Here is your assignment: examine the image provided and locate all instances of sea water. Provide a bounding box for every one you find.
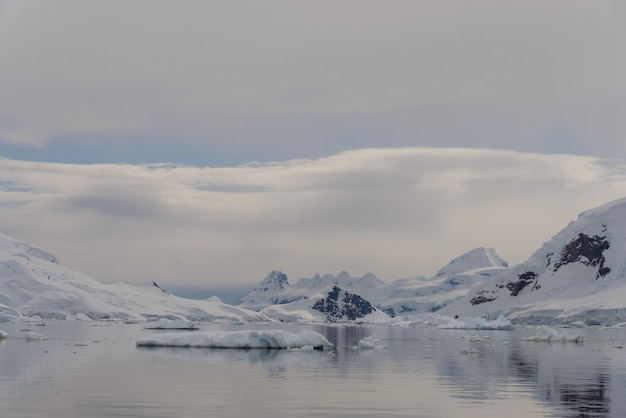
[1,321,625,418]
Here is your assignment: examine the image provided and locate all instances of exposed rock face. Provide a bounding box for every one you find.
[470,290,497,305]
[312,286,375,322]
[553,233,611,279]
[502,271,539,297]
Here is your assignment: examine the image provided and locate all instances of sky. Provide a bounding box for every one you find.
[1,1,626,301]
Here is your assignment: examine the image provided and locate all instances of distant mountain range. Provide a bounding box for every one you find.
[239,246,508,321]
[2,197,626,325]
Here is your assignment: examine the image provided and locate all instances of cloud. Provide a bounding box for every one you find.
[1,148,625,290]
[1,1,626,162]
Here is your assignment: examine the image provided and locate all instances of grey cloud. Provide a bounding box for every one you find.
[1,148,626,287]
[64,189,162,219]
[1,1,626,162]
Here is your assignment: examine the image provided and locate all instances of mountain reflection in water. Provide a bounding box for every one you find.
[0,322,625,418]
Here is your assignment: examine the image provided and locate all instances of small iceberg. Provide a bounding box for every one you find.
[136,330,333,349]
[25,331,45,341]
[523,326,584,343]
[439,315,515,330]
[144,318,199,330]
[0,329,7,339]
[355,335,386,350]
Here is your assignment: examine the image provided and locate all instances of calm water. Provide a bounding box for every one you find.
[1,321,625,418]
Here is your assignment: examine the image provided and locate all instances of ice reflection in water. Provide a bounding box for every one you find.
[0,322,625,417]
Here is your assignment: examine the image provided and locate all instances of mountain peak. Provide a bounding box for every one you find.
[254,270,289,292]
[434,247,508,278]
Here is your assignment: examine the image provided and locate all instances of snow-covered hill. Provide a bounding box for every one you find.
[441,197,626,325]
[0,232,270,323]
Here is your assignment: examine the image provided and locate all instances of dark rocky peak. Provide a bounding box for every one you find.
[553,233,611,279]
[312,286,375,322]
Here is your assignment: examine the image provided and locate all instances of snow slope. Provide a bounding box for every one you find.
[376,247,509,316]
[0,232,270,323]
[442,197,626,325]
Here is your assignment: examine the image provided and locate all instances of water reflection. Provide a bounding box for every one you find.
[433,329,626,418]
[1,322,626,417]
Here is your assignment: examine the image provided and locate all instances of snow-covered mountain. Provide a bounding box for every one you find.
[238,270,388,311]
[258,285,391,324]
[441,197,626,325]
[8,196,626,326]
[238,270,307,311]
[376,247,509,316]
[239,247,509,317]
[0,232,270,323]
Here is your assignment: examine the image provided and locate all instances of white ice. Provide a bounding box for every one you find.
[136,329,333,349]
[522,326,584,343]
[400,313,515,330]
[143,318,199,330]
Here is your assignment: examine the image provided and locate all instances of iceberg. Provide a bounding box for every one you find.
[355,335,386,350]
[143,318,199,330]
[522,326,584,343]
[420,314,515,330]
[136,329,333,349]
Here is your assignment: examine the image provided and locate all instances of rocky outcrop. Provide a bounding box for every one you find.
[312,286,376,322]
[501,271,539,297]
[552,233,610,279]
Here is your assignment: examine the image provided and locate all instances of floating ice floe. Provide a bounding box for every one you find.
[143,318,199,330]
[463,335,490,342]
[437,314,515,330]
[354,335,387,350]
[25,331,45,340]
[523,326,584,343]
[136,329,333,349]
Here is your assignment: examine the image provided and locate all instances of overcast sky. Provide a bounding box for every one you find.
[1,1,626,298]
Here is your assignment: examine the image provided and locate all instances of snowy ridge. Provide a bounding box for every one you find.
[238,270,306,311]
[0,232,270,323]
[377,247,509,316]
[433,247,508,278]
[239,247,508,317]
[442,197,626,325]
[5,197,626,326]
[238,270,388,312]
